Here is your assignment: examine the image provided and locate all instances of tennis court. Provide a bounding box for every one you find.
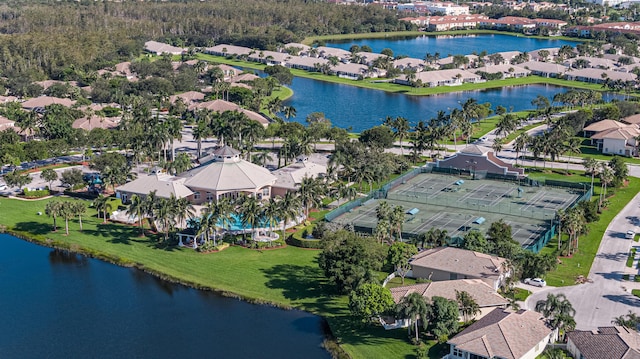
[330,172,583,249]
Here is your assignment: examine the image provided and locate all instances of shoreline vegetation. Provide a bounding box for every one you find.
[301,29,588,46]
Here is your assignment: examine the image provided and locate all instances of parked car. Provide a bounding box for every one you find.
[524,278,546,287]
[0,184,7,191]
[626,230,635,239]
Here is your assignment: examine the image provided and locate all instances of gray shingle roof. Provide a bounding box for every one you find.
[389,279,509,307]
[567,327,640,359]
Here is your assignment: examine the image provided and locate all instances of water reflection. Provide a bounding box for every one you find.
[49,248,88,266]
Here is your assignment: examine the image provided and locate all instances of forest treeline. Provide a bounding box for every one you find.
[0,0,411,81]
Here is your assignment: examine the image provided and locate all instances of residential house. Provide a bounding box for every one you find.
[21,96,76,112]
[144,41,186,56]
[247,50,291,66]
[591,126,640,156]
[445,309,557,359]
[0,116,15,132]
[190,99,269,127]
[271,157,327,197]
[564,68,636,84]
[520,61,568,78]
[204,44,253,58]
[282,43,311,56]
[315,46,351,62]
[395,69,482,87]
[566,326,640,359]
[533,18,567,30]
[622,113,640,126]
[332,62,371,80]
[423,1,470,15]
[286,56,328,72]
[528,48,559,62]
[393,57,427,72]
[214,64,241,80]
[583,119,631,138]
[473,64,531,78]
[72,115,120,131]
[389,279,509,321]
[409,246,509,291]
[480,16,537,31]
[169,91,206,106]
[426,14,487,31]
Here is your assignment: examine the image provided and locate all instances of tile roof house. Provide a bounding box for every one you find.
[565,68,636,84]
[409,247,509,291]
[389,279,509,321]
[144,41,186,56]
[445,309,556,359]
[21,96,76,111]
[190,99,269,127]
[0,115,15,131]
[395,69,483,87]
[271,157,327,197]
[169,91,206,105]
[473,64,531,78]
[72,115,120,131]
[583,120,640,156]
[622,114,640,125]
[567,326,640,359]
[204,44,252,58]
[520,61,568,78]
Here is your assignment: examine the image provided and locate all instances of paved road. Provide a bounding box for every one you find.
[525,190,640,330]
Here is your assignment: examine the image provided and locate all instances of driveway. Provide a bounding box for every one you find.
[525,190,640,330]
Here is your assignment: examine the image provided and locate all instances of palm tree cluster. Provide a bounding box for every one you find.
[374,201,405,243]
[556,206,588,256]
[552,90,602,109]
[519,117,583,168]
[535,293,576,336]
[330,141,408,193]
[125,191,194,242]
[45,200,87,235]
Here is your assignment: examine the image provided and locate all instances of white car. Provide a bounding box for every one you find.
[625,230,635,239]
[0,184,7,191]
[524,278,546,287]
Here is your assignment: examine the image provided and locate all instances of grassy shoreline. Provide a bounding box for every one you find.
[0,196,419,358]
[301,30,586,45]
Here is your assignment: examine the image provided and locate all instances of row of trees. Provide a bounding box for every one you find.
[44,200,86,235]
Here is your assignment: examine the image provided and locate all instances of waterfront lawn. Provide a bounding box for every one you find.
[537,176,640,287]
[0,197,421,359]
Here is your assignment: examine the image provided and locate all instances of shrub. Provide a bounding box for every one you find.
[287,235,323,249]
[23,188,50,198]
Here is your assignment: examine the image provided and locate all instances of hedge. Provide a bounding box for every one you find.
[23,189,50,198]
[287,235,323,249]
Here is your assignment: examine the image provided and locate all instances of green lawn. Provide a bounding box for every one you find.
[627,248,637,268]
[0,196,422,359]
[633,289,640,298]
[537,176,640,287]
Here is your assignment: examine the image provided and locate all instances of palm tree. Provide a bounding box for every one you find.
[263,197,279,239]
[456,290,480,323]
[240,195,261,241]
[375,219,391,244]
[278,192,300,240]
[599,164,614,209]
[564,137,582,171]
[74,202,86,231]
[154,197,176,243]
[60,201,76,236]
[492,137,504,157]
[283,106,297,121]
[93,195,111,224]
[582,157,598,195]
[200,201,218,245]
[45,200,62,231]
[127,194,146,236]
[395,292,430,343]
[174,196,195,230]
[390,205,405,242]
[514,132,530,166]
[298,176,323,219]
[214,197,234,238]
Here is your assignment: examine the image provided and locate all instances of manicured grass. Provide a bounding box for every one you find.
[0,196,422,359]
[635,233,639,242]
[627,248,636,268]
[513,288,532,302]
[633,289,640,298]
[539,176,640,287]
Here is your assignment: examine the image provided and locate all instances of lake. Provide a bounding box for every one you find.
[324,33,579,59]
[0,234,330,359]
[282,79,622,132]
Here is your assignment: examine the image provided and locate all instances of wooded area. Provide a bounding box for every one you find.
[0,0,411,80]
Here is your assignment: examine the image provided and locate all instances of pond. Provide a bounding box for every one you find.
[0,234,330,359]
[282,78,622,132]
[324,33,579,59]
